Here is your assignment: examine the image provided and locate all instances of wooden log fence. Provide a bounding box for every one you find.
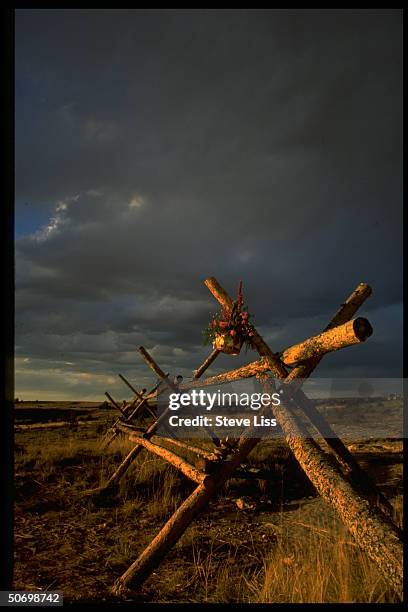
[87,277,402,599]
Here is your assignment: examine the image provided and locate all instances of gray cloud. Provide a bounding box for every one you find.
[15,9,402,399]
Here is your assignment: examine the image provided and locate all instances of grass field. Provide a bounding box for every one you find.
[13,400,403,603]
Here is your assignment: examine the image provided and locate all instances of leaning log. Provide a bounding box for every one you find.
[126,434,207,484]
[138,347,178,392]
[105,392,125,415]
[281,317,373,366]
[152,437,217,461]
[193,349,220,379]
[100,400,178,491]
[115,421,217,461]
[285,282,372,384]
[118,374,157,420]
[204,277,288,379]
[263,379,403,598]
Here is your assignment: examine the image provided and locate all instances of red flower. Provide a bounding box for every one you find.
[230,329,236,337]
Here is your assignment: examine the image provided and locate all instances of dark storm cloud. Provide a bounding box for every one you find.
[15,9,403,399]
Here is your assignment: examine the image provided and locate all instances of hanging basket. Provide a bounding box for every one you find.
[213,332,243,355]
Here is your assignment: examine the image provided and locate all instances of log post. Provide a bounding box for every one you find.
[262,379,403,597]
[204,277,287,379]
[138,347,178,391]
[94,347,220,495]
[100,429,119,450]
[100,377,168,451]
[118,373,144,397]
[115,422,218,462]
[126,435,207,484]
[143,376,170,399]
[123,397,149,424]
[152,437,217,462]
[105,392,126,415]
[281,317,373,366]
[285,282,372,383]
[118,374,156,420]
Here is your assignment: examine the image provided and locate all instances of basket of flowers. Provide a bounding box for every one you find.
[203,281,255,355]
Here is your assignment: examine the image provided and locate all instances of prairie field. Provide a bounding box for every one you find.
[13,400,403,603]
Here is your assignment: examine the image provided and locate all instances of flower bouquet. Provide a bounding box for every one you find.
[203,281,255,355]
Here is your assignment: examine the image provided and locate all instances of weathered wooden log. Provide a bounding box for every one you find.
[193,349,220,379]
[204,277,288,378]
[138,347,178,392]
[122,379,166,424]
[279,285,394,520]
[101,390,145,446]
[143,375,170,399]
[287,390,397,522]
[105,392,125,415]
[113,422,145,436]
[281,317,373,366]
[102,398,152,449]
[285,282,372,383]
[115,422,217,461]
[118,373,143,396]
[123,397,149,423]
[85,399,171,496]
[105,402,179,488]
[99,377,167,453]
[118,374,157,420]
[100,429,119,450]
[153,437,216,461]
[126,434,207,484]
[205,278,397,526]
[261,379,403,598]
[96,347,220,494]
[96,357,212,495]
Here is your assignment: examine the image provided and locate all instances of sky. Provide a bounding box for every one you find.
[15,9,403,401]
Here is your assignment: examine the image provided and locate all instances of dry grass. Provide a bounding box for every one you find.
[247,516,401,603]
[181,501,403,604]
[14,411,403,604]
